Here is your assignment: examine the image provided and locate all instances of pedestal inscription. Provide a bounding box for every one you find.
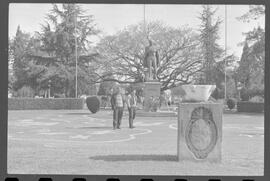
[185,107,218,159]
[178,103,222,162]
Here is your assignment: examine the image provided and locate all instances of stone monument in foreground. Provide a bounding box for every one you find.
[176,85,222,162]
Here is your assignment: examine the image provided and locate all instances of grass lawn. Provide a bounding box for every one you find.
[8,109,264,175]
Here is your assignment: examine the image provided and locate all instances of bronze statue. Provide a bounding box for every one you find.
[143,39,159,81]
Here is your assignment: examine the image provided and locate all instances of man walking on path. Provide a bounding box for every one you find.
[126,90,137,128]
[111,87,125,129]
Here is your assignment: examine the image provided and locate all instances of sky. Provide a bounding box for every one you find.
[9,4,265,59]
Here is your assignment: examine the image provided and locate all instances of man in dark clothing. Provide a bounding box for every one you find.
[111,87,125,129]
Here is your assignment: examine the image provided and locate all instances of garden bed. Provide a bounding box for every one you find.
[8,98,84,110]
[237,101,264,113]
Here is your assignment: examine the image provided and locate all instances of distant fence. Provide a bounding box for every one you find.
[8,98,84,110]
[237,101,264,113]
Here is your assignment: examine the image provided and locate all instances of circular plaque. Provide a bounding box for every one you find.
[185,107,218,159]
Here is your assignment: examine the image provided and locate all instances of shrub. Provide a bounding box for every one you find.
[240,87,264,101]
[249,95,264,102]
[248,88,264,98]
[54,93,66,98]
[240,87,250,101]
[227,98,236,110]
[86,96,100,113]
[16,86,35,98]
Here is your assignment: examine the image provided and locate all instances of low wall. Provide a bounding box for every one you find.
[8,98,84,110]
[237,101,264,113]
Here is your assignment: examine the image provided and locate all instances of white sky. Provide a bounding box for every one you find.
[9,4,265,59]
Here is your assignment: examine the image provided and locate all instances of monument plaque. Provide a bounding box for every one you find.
[177,102,222,162]
[143,81,161,112]
[144,81,161,97]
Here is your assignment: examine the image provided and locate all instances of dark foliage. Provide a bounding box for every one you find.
[227,98,236,110]
[86,96,100,113]
[240,87,250,101]
[237,101,264,113]
[211,87,224,99]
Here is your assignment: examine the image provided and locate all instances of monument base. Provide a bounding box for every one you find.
[143,81,161,112]
[177,102,222,162]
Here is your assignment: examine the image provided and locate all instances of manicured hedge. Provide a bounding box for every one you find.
[227,98,236,110]
[8,98,84,110]
[237,101,264,113]
[86,96,100,113]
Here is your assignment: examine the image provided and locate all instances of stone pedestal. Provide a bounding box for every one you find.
[177,102,222,162]
[143,81,161,112]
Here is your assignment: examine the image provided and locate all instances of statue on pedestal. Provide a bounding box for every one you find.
[143,39,159,81]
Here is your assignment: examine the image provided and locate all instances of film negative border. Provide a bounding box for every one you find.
[1,0,269,181]
[1,176,267,181]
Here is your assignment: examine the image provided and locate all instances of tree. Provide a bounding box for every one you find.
[95,21,203,91]
[236,5,265,98]
[10,28,57,96]
[237,28,264,93]
[237,42,252,88]
[28,4,100,97]
[10,26,33,91]
[237,5,265,22]
[8,38,15,91]
[198,5,224,85]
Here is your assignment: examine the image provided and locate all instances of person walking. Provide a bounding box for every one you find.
[111,87,125,129]
[126,90,137,128]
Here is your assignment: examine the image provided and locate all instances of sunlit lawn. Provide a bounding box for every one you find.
[8,109,264,175]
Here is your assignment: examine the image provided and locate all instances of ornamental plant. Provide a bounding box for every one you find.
[227,98,236,110]
[86,96,100,113]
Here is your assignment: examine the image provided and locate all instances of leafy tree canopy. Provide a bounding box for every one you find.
[95,21,203,91]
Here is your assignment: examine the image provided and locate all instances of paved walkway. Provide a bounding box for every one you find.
[8,109,264,175]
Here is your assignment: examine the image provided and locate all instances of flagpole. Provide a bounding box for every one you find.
[75,7,78,98]
[224,5,227,101]
[144,4,146,38]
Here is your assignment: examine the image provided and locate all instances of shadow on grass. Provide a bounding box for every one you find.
[66,126,113,129]
[78,126,113,129]
[64,112,91,115]
[89,154,178,162]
